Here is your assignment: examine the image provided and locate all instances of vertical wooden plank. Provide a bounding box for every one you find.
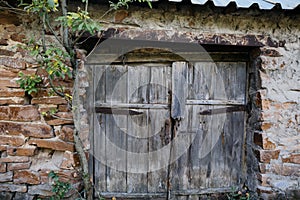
[171,62,188,119]
[93,65,107,192]
[127,109,149,193]
[235,62,247,102]
[105,65,127,192]
[128,65,150,104]
[149,65,171,104]
[148,109,170,193]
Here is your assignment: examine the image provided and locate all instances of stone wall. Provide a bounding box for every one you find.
[0,2,299,199]
[0,12,81,199]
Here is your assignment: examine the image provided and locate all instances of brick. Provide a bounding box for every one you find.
[60,151,80,169]
[45,112,73,125]
[10,33,26,43]
[28,184,53,196]
[0,79,20,88]
[0,39,8,45]
[255,149,280,163]
[14,170,40,185]
[0,122,53,138]
[31,97,67,105]
[7,162,31,171]
[0,183,27,192]
[0,89,25,97]
[0,145,7,151]
[7,146,37,156]
[0,49,14,56]
[0,57,26,69]
[254,132,276,150]
[0,163,6,173]
[115,10,129,23]
[261,122,272,131]
[0,171,13,182]
[269,163,300,176]
[28,138,75,151]
[282,154,300,164]
[59,125,74,142]
[261,99,271,110]
[0,156,29,163]
[0,97,24,105]
[0,106,40,121]
[0,135,25,146]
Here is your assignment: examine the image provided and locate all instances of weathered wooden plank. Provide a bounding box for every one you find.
[105,114,127,192]
[86,52,249,64]
[127,109,149,193]
[148,109,170,193]
[105,65,128,103]
[128,65,149,104]
[94,65,107,104]
[171,62,188,119]
[186,99,245,105]
[149,65,171,104]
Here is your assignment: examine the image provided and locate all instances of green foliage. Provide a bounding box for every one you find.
[56,10,102,34]
[227,186,250,200]
[19,0,59,13]
[43,47,72,80]
[49,171,71,200]
[109,0,152,10]
[16,72,42,95]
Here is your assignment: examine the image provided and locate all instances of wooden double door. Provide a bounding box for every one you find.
[90,60,247,199]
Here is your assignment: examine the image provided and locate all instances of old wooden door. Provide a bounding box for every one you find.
[91,60,247,199]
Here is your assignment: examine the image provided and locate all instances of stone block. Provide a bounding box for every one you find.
[0,171,12,182]
[0,106,40,122]
[282,154,300,164]
[0,135,25,147]
[0,184,27,192]
[28,138,75,152]
[31,97,67,105]
[0,156,29,163]
[28,184,53,196]
[59,125,74,142]
[45,112,73,125]
[255,149,280,163]
[0,122,53,138]
[7,146,37,156]
[7,162,31,171]
[0,163,6,173]
[14,170,40,185]
[13,192,34,200]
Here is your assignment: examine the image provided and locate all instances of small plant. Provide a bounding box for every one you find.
[49,171,71,200]
[16,72,42,95]
[227,186,250,200]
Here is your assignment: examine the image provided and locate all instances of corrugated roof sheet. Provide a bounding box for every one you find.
[169,0,300,10]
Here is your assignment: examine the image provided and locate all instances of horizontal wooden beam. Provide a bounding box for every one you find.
[86,52,249,64]
[99,187,234,198]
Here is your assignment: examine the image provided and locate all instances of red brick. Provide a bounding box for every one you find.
[0,39,8,45]
[7,162,31,171]
[7,146,37,156]
[254,132,276,150]
[28,138,75,151]
[114,10,129,23]
[0,145,7,151]
[0,98,25,105]
[0,106,40,121]
[282,154,300,164]
[261,99,272,110]
[0,163,6,173]
[261,122,272,131]
[45,112,73,125]
[0,57,26,69]
[31,97,67,105]
[60,151,80,169]
[0,79,19,88]
[10,33,26,43]
[0,49,14,56]
[59,125,74,142]
[14,170,40,185]
[0,135,25,146]
[0,183,27,192]
[0,171,12,182]
[58,104,70,112]
[0,156,29,163]
[0,122,53,138]
[255,149,280,163]
[0,89,25,97]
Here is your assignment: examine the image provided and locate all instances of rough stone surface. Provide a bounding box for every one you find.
[14,170,40,185]
[28,138,75,151]
[0,171,13,182]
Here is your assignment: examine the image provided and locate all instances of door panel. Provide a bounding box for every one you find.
[93,61,247,199]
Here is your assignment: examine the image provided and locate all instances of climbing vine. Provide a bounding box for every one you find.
[9,0,151,199]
